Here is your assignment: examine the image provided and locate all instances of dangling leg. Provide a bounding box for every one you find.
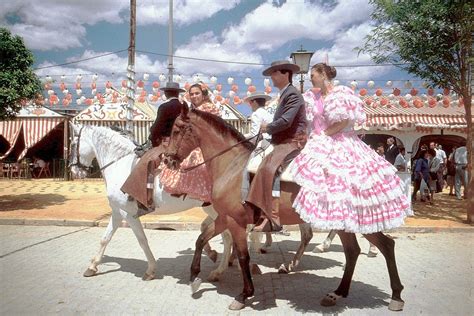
[313,229,337,253]
[84,207,123,277]
[321,231,360,307]
[201,216,218,263]
[124,210,157,281]
[208,229,233,282]
[364,232,405,311]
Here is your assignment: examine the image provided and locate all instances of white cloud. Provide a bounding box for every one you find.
[173,31,263,75]
[310,22,392,81]
[222,0,374,51]
[0,0,241,51]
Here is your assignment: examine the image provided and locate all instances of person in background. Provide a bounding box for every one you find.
[412,149,430,202]
[430,142,446,192]
[394,146,407,172]
[385,137,399,165]
[446,145,457,196]
[375,143,385,157]
[243,92,273,142]
[453,144,468,200]
[32,156,46,178]
[428,148,440,204]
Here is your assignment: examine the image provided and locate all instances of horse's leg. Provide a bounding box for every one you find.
[364,232,405,311]
[201,215,218,263]
[279,223,313,273]
[123,212,157,281]
[264,232,272,248]
[190,219,224,293]
[84,208,123,277]
[228,222,254,311]
[207,229,233,282]
[321,231,360,307]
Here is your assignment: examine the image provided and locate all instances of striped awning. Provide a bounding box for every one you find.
[77,120,153,145]
[0,118,65,160]
[363,104,466,127]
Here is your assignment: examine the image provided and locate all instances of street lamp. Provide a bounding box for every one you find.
[290,45,314,92]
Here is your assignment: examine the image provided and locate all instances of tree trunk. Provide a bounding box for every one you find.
[464,95,473,224]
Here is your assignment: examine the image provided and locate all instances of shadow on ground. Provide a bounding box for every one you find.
[0,194,67,211]
[412,193,467,222]
[97,239,391,313]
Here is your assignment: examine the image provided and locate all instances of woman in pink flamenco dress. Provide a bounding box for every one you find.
[288,63,412,233]
[159,83,221,202]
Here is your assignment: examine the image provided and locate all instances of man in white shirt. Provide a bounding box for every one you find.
[430,142,447,192]
[394,147,407,171]
[243,92,273,142]
[453,145,468,200]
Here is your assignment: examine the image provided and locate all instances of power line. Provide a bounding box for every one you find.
[33,49,129,70]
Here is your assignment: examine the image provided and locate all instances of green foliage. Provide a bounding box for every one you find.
[358,0,472,95]
[0,27,42,120]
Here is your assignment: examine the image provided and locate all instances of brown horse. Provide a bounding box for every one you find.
[164,107,405,311]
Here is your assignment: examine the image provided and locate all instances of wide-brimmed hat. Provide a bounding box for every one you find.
[244,92,271,103]
[262,60,300,76]
[160,82,186,92]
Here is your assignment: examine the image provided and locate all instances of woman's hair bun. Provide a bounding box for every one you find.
[327,65,337,80]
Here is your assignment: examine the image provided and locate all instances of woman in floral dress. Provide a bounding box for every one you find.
[159,83,221,202]
[288,63,412,233]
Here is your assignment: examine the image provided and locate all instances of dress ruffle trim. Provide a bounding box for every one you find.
[324,86,366,126]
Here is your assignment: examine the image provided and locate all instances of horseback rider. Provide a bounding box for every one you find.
[246,60,307,232]
[121,82,187,212]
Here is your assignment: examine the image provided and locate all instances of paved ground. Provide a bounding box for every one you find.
[0,179,470,230]
[0,226,472,315]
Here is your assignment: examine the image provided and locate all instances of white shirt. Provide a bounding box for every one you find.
[394,153,407,171]
[435,148,447,163]
[244,107,274,140]
[454,146,468,165]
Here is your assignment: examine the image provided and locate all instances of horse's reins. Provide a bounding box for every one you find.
[180,132,261,173]
[71,126,134,177]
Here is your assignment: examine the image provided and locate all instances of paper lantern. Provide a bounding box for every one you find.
[66,93,72,100]
[159,73,166,81]
[405,94,412,100]
[99,98,106,105]
[46,75,53,83]
[91,89,97,95]
[427,88,434,96]
[59,82,66,91]
[410,88,418,96]
[248,85,257,93]
[76,99,82,105]
[62,99,69,106]
[106,81,112,89]
[393,88,401,96]
[91,82,97,89]
[365,98,372,105]
[233,96,241,104]
[265,86,272,94]
[76,75,82,82]
[380,98,388,106]
[264,78,270,87]
[404,81,412,88]
[138,96,145,103]
[244,77,252,85]
[150,81,159,89]
[333,80,339,86]
[210,76,217,84]
[231,84,239,92]
[76,89,82,96]
[428,97,436,107]
[44,83,52,90]
[367,80,375,88]
[140,90,146,97]
[442,97,450,107]
[399,99,408,108]
[359,88,367,96]
[62,89,69,95]
[85,98,93,106]
[75,83,81,89]
[227,77,234,85]
[413,99,423,108]
[143,73,149,81]
[228,90,235,97]
[443,88,450,95]
[60,75,66,81]
[215,95,223,102]
[175,74,182,82]
[137,80,145,88]
[121,80,127,88]
[216,84,222,92]
[375,88,383,96]
[350,80,358,88]
[386,81,392,87]
[92,74,98,81]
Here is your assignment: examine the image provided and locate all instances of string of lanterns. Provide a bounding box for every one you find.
[41,73,463,108]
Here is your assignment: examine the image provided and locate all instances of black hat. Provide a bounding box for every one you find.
[262,60,300,76]
[160,82,186,92]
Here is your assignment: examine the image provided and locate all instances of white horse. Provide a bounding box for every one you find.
[69,123,233,281]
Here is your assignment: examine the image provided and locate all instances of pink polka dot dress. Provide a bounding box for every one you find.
[288,86,412,233]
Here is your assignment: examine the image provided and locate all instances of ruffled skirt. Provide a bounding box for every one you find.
[159,148,212,202]
[288,132,412,233]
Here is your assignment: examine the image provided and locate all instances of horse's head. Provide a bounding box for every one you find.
[69,123,95,179]
[163,107,199,168]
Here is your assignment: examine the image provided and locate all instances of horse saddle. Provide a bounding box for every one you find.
[246,140,295,183]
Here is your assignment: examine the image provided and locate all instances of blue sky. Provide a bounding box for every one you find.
[1,0,421,115]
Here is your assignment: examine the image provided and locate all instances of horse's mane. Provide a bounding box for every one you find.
[85,125,135,156]
[191,109,254,151]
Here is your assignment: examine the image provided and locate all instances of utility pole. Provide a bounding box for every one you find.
[167,0,174,83]
[126,0,136,137]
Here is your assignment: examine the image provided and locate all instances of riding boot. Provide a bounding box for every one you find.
[252,197,282,233]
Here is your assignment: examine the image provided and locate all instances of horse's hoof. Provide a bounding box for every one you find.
[207,271,220,282]
[278,264,288,274]
[142,272,155,281]
[208,250,218,263]
[228,299,245,310]
[251,263,262,275]
[190,277,202,294]
[288,261,297,272]
[388,299,404,311]
[320,292,342,307]
[313,244,328,253]
[83,268,97,277]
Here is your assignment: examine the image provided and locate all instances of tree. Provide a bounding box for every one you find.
[358,0,473,223]
[0,28,42,120]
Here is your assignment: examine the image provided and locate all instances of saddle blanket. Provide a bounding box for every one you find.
[246,141,296,183]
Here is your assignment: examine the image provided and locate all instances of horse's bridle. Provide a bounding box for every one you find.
[164,117,259,173]
[69,126,90,171]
